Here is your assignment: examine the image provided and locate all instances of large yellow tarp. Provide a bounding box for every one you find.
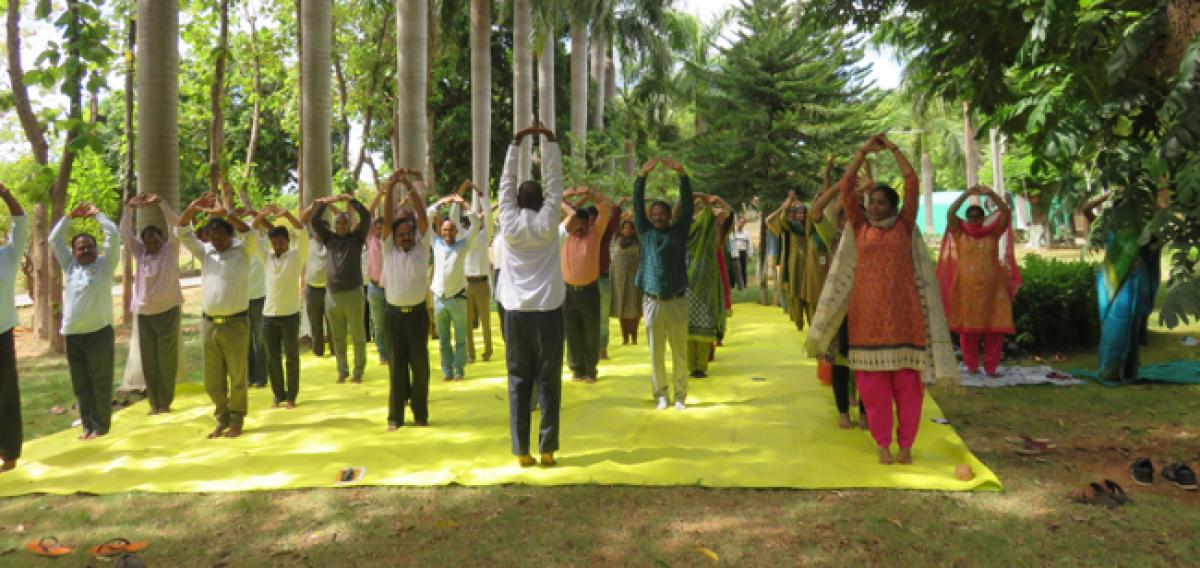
[0,303,1000,496]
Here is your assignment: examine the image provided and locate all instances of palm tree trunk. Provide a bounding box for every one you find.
[136,0,179,236]
[569,13,587,160]
[425,0,437,188]
[242,0,262,190]
[470,0,491,207]
[513,0,533,180]
[590,33,606,129]
[301,0,332,205]
[397,0,429,192]
[537,31,556,132]
[121,13,136,325]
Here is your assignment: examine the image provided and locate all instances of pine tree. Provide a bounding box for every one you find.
[684,0,874,204]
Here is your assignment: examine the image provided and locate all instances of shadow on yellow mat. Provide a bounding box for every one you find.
[0,303,1000,496]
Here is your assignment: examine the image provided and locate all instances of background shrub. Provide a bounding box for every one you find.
[1012,255,1099,350]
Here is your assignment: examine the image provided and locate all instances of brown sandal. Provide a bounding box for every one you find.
[1070,482,1115,506]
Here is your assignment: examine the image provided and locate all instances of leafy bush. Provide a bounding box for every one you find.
[1012,254,1099,350]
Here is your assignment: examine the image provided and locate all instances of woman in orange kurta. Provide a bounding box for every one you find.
[936,186,1020,378]
[839,135,926,466]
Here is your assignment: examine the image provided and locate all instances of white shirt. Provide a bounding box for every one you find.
[248,251,267,300]
[304,231,328,288]
[428,202,480,298]
[51,214,120,335]
[382,230,432,307]
[464,207,491,278]
[731,228,752,254]
[262,228,309,317]
[176,225,266,317]
[496,141,564,311]
[0,215,29,334]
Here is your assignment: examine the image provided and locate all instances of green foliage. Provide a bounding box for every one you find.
[1012,254,1099,350]
[681,0,874,208]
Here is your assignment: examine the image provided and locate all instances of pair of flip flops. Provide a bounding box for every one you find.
[1070,479,1131,507]
[25,536,147,558]
[1006,433,1056,455]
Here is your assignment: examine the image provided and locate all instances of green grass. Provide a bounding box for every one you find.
[1,286,1199,566]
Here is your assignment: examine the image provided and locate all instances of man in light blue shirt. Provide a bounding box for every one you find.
[428,192,481,381]
[50,201,121,440]
[0,183,28,471]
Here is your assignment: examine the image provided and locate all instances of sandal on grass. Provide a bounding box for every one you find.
[25,536,73,558]
[1161,462,1198,491]
[1070,482,1116,506]
[1014,433,1056,455]
[1103,479,1132,505]
[89,538,148,558]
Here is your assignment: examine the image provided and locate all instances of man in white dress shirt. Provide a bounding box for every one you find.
[51,201,121,441]
[253,205,308,408]
[428,190,481,381]
[177,193,265,438]
[0,183,28,469]
[381,173,432,429]
[496,123,564,468]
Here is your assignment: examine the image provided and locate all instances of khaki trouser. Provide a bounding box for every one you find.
[644,295,688,403]
[465,277,492,361]
[203,314,250,428]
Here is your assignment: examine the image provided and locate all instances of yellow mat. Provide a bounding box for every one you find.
[0,303,1001,496]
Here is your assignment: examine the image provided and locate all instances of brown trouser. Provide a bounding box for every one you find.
[466,277,492,361]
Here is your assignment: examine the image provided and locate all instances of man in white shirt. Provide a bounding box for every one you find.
[299,201,332,357]
[176,193,265,438]
[496,123,564,468]
[0,184,28,470]
[428,191,481,382]
[51,201,121,441]
[253,205,308,408]
[382,173,432,429]
[729,217,752,290]
[462,185,493,363]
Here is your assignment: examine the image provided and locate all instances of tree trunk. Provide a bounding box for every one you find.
[538,28,556,133]
[569,13,587,161]
[242,0,262,197]
[470,0,491,207]
[295,0,304,200]
[624,138,635,176]
[137,1,179,222]
[121,13,137,325]
[513,0,534,180]
[590,33,606,130]
[962,101,980,204]
[921,151,935,235]
[397,0,429,192]
[333,46,351,176]
[425,0,436,189]
[302,0,332,205]
[209,0,230,202]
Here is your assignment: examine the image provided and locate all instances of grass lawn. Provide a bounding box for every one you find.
[1,282,1198,566]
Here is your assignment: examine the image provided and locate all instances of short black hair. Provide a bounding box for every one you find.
[573,209,589,223]
[140,225,163,241]
[871,183,900,211]
[267,226,291,241]
[649,200,671,215]
[584,205,599,220]
[206,217,235,237]
[517,181,543,211]
[71,233,96,248]
[965,205,985,218]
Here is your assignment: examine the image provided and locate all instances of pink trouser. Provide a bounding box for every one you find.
[959,332,1004,375]
[856,369,923,449]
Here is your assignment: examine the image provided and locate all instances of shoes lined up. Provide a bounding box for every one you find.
[1130,458,1197,490]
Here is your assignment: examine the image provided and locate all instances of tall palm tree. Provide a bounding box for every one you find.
[397,0,429,190]
[471,0,491,211]
[536,3,558,134]
[301,0,332,204]
[136,0,179,226]
[513,0,534,179]
[569,4,589,159]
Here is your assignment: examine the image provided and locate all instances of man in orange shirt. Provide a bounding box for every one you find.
[560,187,614,383]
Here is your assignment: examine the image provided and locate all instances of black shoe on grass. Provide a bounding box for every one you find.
[1130,457,1155,486]
[1161,462,1198,491]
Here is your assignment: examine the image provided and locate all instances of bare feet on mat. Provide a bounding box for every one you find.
[387,422,400,432]
[207,426,227,439]
[897,447,913,465]
[540,452,556,466]
[518,454,536,467]
[223,425,243,438]
[272,401,281,409]
[0,459,14,472]
[878,446,895,465]
[838,413,853,430]
[285,401,296,409]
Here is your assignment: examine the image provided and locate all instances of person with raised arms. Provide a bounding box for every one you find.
[310,193,371,384]
[427,185,483,382]
[497,123,564,467]
[252,205,309,408]
[559,186,614,384]
[51,201,121,440]
[0,183,28,470]
[176,192,265,438]
[381,171,433,429]
[633,157,693,410]
[119,193,184,415]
